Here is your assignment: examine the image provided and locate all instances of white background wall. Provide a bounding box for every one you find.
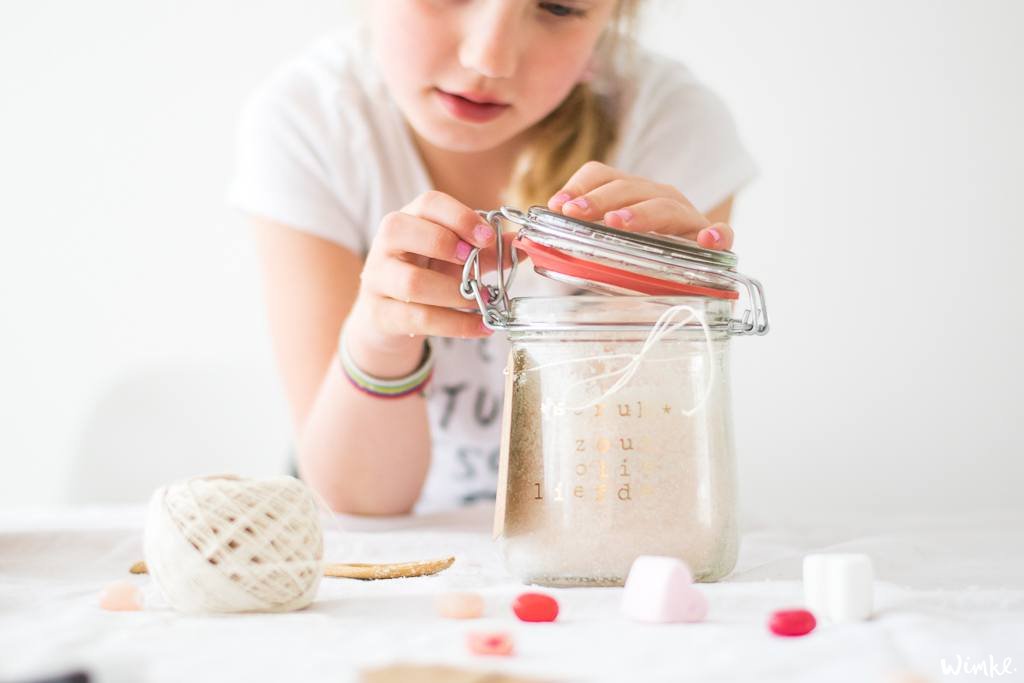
[2,1,1021,524]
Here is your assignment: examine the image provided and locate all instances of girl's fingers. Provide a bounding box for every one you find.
[557,178,668,222]
[542,161,737,252]
[696,222,735,250]
[602,197,712,240]
[476,232,518,274]
[416,233,516,290]
[379,210,477,266]
[370,295,491,339]
[547,161,624,211]
[401,190,496,249]
[424,258,467,281]
[364,259,475,310]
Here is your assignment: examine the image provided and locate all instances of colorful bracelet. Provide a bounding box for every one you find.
[337,329,434,399]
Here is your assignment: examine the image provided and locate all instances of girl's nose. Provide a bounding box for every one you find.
[458,3,521,79]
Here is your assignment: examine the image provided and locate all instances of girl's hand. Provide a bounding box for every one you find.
[547,161,734,250]
[346,191,510,362]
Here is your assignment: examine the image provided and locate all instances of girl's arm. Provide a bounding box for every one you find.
[251,217,430,516]
[250,192,494,516]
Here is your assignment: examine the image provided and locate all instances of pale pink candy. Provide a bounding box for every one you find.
[99,580,143,611]
[436,592,484,619]
[678,586,709,623]
[622,555,707,623]
[884,673,932,683]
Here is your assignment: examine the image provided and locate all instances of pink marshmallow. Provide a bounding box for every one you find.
[679,587,709,622]
[621,555,707,623]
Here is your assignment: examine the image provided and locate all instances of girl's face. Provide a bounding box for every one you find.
[370,0,618,154]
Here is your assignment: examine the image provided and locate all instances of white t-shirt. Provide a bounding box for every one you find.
[227,23,757,514]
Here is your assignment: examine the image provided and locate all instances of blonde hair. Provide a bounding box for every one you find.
[503,0,643,208]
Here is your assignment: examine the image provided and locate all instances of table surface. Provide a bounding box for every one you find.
[0,503,1021,683]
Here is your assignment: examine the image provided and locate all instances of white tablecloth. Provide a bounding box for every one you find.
[0,503,1021,683]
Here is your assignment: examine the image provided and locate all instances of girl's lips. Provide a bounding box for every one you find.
[434,89,510,123]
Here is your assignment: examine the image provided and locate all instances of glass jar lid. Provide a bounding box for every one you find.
[507,206,740,300]
[460,206,769,336]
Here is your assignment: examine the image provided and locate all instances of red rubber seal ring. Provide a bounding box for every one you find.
[512,237,739,300]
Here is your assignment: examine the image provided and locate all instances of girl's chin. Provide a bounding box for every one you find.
[415,118,521,154]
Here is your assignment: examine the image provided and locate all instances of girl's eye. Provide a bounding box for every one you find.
[539,2,585,18]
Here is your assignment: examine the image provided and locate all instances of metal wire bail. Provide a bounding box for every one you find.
[721,271,770,336]
[459,209,520,330]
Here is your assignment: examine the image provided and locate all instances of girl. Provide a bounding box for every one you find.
[228,0,756,516]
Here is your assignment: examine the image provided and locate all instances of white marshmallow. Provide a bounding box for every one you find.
[802,554,831,617]
[803,553,874,623]
[827,554,874,622]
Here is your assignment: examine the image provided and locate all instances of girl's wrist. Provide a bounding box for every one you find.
[339,325,433,399]
[342,307,425,379]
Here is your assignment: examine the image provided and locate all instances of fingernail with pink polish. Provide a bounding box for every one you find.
[606,209,632,225]
[566,197,590,211]
[481,287,491,304]
[456,240,472,261]
[707,227,722,243]
[551,192,572,207]
[474,223,495,243]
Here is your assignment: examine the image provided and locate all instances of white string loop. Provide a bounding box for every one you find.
[524,304,719,416]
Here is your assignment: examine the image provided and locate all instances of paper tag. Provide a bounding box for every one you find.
[492,353,517,540]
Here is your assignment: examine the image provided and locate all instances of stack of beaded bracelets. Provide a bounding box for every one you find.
[337,328,434,399]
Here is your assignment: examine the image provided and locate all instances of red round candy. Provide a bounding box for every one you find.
[768,609,816,637]
[512,592,559,622]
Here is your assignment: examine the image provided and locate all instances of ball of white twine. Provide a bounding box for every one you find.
[143,474,325,614]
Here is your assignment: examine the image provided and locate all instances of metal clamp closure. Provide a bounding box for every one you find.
[459,206,769,335]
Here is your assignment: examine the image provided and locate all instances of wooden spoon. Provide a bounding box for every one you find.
[130,556,455,580]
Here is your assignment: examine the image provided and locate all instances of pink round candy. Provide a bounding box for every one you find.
[99,580,143,611]
[467,631,514,656]
[436,592,484,619]
[768,608,816,637]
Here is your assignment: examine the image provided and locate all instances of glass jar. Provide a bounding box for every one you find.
[461,207,769,587]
